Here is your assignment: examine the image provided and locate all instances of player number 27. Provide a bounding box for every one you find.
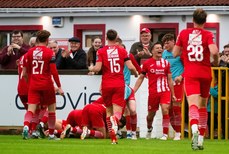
[108,58,120,73]
[32,60,44,74]
[187,45,203,61]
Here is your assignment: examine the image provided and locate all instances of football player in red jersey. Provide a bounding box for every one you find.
[173,8,219,150]
[80,97,107,139]
[134,42,176,140]
[89,29,138,144]
[22,30,64,140]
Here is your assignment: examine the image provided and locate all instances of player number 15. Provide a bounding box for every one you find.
[108,58,120,73]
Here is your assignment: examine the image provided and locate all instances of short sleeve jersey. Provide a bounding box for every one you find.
[96,45,128,88]
[142,58,171,93]
[25,46,56,90]
[162,50,184,80]
[176,28,215,78]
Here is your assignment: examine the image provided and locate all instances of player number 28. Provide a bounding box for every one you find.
[32,60,44,74]
[187,45,203,61]
[108,58,120,73]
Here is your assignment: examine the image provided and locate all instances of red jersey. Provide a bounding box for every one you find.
[82,99,106,128]
[96,45,129,88]
[17,55,28,95]
[176,28,215,78]
[142,58,171,93]
[66,110,82,127]
[24,46,61,90]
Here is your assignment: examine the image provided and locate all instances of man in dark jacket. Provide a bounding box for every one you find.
[130,28,154,66]
[58,37,87,69]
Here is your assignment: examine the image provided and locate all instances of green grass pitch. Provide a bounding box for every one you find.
[0,135,228,154]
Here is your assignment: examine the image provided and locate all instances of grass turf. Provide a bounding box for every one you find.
[0,135,228,154]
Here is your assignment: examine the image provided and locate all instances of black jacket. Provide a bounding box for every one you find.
[59,49,87,69]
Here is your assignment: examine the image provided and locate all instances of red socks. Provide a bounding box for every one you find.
[48,112,56,135]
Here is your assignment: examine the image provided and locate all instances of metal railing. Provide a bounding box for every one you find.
[181,67,229,140]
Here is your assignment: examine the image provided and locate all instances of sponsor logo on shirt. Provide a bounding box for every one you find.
[150,69,165,74]
[33,48,43,60]
[107,48,119,59]
[188,30,202,46]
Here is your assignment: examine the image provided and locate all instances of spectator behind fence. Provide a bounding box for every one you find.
[207,71,218,139]
[29,37,37,47]
[130,28,153,66]
[219,44,229,67]
[58,37,87,69]
[0,30,30,69]
[48,40,63,69]
[87,37,102,67]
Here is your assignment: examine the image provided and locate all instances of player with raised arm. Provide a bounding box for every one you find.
[22,30,64,140]
[89,29,138,144]
[134,42,176,140]
[173,8,219,150]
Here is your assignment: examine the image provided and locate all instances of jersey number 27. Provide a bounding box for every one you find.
[32,60,44,74]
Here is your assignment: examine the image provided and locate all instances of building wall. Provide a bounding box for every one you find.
[1,14,227,51]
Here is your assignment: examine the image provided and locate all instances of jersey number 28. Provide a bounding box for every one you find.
[187,45,203,61]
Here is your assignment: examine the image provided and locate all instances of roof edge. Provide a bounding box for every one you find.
[0,6,229,17]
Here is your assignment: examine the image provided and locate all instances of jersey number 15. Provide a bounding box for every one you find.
[108,58,120,73]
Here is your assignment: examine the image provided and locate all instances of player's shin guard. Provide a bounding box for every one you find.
[198,108,208,136]
[125,115,131,131]
[106,117,117,143]
[130,114,137,132]
[189,105,199,133]
[72,126,82,135]
[31,109,40,132]
[173,106,181,133]
[91,130,104,139]
[40,110,48,124]
[162,114,170,135]
[48,112,56,135]
[24,111,34,127]
[169,107,176,131]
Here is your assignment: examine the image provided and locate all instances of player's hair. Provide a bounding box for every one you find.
[12,30,23,37]
[115,37,123,44]
[106,29,117,41]
[161,33,175,43]
[193,8,207,25]
[152,41,162,49]
[223,44,229,49]
[36,30,51,43]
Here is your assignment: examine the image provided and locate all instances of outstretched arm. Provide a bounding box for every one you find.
[133,74,145,93]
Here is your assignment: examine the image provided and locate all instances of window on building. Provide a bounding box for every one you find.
[140,23,179,43]
[82,31,102,52]
[74,24,105,51]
